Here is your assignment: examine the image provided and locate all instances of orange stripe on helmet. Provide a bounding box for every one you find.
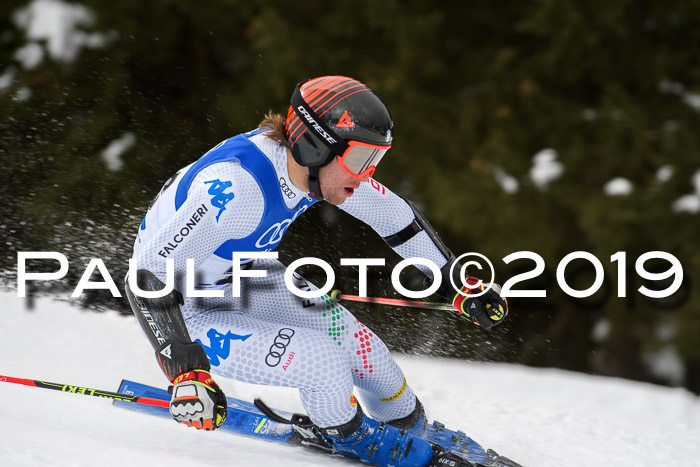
[303,76,348,104]
[286,76,374,149]
[306,79,360,109]
[302,75,352,94]
[289,90,373,148]
[289,77,352,147]
[314,85,368,116]
[289,126,309,148]
[305,77,355,104]
[318,88,371,118]
[287,78,347,138]
[287,77,337,141]
[300,75,338,94]
[286,105,305,141]
[286,112,302,138]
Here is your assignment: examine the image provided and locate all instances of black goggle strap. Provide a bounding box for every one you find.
[290,82,349,157]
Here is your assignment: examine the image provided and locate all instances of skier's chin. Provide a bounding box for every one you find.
[325,188,349,205]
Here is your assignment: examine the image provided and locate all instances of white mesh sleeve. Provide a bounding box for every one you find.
[338,178,449,276]
[134,161,265,283]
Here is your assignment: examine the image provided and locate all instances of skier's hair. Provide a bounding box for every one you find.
[258,111,290,149]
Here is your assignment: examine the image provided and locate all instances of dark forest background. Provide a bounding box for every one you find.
[1,0,700,393]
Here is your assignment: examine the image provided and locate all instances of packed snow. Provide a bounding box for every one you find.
[1,290,699,467]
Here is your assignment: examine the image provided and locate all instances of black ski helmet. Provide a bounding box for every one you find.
[285,76,393,200]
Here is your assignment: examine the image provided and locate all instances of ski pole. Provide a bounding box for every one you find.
[0,374,170,408]
[330,289,454,312]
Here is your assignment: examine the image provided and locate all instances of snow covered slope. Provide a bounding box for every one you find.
[1,290,699,466]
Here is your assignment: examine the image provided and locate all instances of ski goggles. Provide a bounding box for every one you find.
[336,140,390,179]
[290,82,391,179]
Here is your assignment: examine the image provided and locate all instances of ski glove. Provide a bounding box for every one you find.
[452,277,508,330]
[169,369,227,431]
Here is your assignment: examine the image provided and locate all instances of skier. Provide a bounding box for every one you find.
[126,76,509,466]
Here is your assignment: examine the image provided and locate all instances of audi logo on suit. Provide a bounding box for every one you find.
[265,328,295,367]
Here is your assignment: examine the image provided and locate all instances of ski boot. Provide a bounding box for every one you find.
[256,398,484,467]
[321,405,480,467]
[387,399,487,464]
[387,399,521,467]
